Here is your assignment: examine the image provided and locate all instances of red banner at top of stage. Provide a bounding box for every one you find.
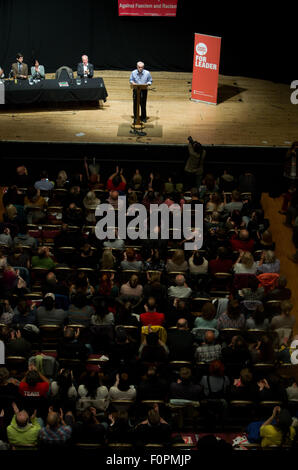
[118,0,178,17]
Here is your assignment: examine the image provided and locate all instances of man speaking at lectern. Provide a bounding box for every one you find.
[129,61,152,123]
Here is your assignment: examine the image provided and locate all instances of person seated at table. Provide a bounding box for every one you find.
[11,53,28,79]
[30,59,45,80]
[0,66,4,79]
[77,54,94,79]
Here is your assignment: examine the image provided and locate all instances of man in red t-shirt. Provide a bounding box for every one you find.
[106,166,127,192]
[230,229,255,253]
[19,364,50,398]
[140,297,165,326]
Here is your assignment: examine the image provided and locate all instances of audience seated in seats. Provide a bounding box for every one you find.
[195,330,221,363]
[0,160,296,449]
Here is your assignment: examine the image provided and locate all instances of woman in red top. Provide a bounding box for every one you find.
[19,364,50,399]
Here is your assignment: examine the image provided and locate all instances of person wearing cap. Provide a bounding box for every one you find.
[35,294,67,326]
[259,406,295,447]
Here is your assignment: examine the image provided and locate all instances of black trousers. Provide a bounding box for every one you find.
[133,88,148,120]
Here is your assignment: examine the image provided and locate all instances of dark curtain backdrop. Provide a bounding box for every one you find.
[0,0,294,83]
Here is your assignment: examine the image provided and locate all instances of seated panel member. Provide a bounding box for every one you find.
[31,59,45,79]
[77,54,94,79]
[12,53,28,79]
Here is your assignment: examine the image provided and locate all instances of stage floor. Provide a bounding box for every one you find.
[0,71,296,147]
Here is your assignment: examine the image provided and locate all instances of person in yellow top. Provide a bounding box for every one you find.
[260,406,295,448]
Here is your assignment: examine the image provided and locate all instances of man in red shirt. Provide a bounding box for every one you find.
[230,229,255,253]
[140,297,165,326]
[106,166,127,192]
[19,364,50,399]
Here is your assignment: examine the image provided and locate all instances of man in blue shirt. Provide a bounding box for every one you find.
[129,61,152,123]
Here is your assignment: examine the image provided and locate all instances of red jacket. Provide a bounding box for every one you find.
[230,235,255,253]
[140,312,165,326]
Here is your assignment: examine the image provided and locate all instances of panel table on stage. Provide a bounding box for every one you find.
[3,78,108,104]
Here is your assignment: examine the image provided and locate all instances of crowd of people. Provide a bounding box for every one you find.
[0,142,297,451]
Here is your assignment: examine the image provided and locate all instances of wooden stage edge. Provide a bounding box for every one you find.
[0,71,296,147]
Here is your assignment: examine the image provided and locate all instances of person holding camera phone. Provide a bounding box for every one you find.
[184,136,206,189]
[34,170,54,192]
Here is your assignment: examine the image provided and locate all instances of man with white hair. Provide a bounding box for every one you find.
[168,274,192,299]
[129,61,152,123]
[77,54,94,79]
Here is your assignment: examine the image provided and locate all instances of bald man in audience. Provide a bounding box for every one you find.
[230,229,255,253]
[194,330,222,363]
[6,402,40,447]
[168,274,192,299]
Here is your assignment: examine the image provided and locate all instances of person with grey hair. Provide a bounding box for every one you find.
[168,274,192,299]
[129,61,152,123]
[77,54,94,78]
[6,402,40,447]
[257,250,280,274]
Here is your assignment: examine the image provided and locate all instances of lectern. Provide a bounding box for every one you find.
[131,83,148,129]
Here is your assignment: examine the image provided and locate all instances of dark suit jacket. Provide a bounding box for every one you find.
[77,62,94,78]
[11,62,28,78]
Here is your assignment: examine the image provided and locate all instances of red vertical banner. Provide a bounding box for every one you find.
[191,33,221,105]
